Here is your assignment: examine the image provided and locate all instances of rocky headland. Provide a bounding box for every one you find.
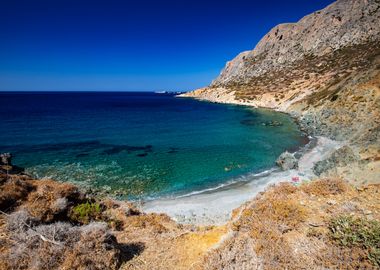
[1,0,380,269]
[181,0,380,186]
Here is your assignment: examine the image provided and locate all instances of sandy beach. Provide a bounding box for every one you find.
[143,136,344,225]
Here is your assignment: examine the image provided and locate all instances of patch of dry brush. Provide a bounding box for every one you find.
[0,169,143,270]
[202,179,380,269]
[0,165,224,270]
[2,162,379,270]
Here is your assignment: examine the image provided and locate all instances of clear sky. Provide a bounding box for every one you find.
[0,0,335,91]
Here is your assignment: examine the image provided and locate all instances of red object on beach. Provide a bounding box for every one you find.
[292,176,300,182]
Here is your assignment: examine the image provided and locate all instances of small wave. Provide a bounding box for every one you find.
[167,137,316,200]
[174,168,278,199]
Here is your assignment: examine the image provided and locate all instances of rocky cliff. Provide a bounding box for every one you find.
[212,0,380,86]
[181,0,380,184]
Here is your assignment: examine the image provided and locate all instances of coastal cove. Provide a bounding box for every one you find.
[144,136,343,225]
[0,92,307,203]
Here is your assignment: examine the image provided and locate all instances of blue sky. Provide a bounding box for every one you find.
[0,0,335,91]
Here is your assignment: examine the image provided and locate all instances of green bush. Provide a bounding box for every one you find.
[329,215,380,266]
[70,201,103,224]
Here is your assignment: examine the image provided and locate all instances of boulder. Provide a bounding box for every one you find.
[313,146,359,176]
[276,151,298,170]
[0,153,12,165]
[0,153,24,174]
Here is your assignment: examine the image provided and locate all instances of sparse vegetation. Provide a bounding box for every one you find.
[301,177,348,196]
[70,201,103,224]
[0,176,33,211]
[0,209,123,270]
[329,215,380,266]
[204,179,380,269]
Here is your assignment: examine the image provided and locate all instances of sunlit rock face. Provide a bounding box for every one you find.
[212,0,380,86]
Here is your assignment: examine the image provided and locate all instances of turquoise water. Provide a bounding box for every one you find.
[0,92,307,199]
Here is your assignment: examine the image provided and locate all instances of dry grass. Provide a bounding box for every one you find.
[301,178,349,196]
[0,208,122,270]
[0,172,127,270]
[202,179,380,269]
[0,171,227,270]
[0,174,34,212]
[24,179,81,222]
[125,213,175,234]
[231,182,309,269]
[2,164,380,269]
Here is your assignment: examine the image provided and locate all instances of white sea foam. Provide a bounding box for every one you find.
[173,168,277,199]
[143,136,343,225]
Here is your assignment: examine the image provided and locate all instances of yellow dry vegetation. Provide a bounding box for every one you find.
[203,178,380,269]
[2,167,380,270]
[172,226,227,270]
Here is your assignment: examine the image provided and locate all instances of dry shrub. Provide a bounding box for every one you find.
[219,180,379,269]
[230,183,309,269]
[1,210,122,270]
[126,213,172,233]
[301,178,348,196]
[202,236,261,270]
[254,198,308,228]
[274,182,298,195]
[236,183,307,232]
[2,212,79,270]
[0,172,7,185]
[0,177,34,211]
[62,223,121,270]
[5,209,39,232]
[25,180,81,222]
[248,199,307,269]
[326,215,380,267]
[317,245,375,269]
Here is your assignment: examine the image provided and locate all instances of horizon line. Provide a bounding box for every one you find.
[0,90,189,93]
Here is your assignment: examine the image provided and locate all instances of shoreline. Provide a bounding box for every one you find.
[143,136,343,225]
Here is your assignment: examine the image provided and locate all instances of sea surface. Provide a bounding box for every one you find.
[0,92,307,199]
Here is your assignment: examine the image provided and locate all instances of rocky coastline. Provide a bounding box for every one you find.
[1,0,380,269]
[180,0,380,186]
[1,149,380,269]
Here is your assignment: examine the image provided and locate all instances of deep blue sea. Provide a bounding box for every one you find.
[0,92,307,199]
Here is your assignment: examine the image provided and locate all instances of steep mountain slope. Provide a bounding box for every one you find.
[212,0,380,86]
[181,0,380,184]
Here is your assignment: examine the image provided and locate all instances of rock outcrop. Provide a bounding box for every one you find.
[0,152,24,174]
[211,0,380,86]
[0,153,11,166]
[276,151,298,170]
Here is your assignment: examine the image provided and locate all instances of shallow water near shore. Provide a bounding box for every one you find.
[144,137,343,225]
[0,92,307,199]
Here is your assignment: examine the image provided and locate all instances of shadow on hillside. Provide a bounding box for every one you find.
[119,242,145,264]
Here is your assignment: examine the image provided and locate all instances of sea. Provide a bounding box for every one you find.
[0,91,308,200]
